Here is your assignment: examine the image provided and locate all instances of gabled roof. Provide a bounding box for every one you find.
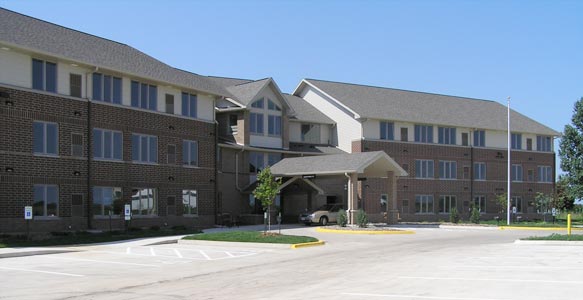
[296,79,560,136]
[208,76,254,88]
[225,78,272,106]
[270,151,407,177]
[0,8,232,98]
[284,94,335,125]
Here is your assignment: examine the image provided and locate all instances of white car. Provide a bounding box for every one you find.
[299,204,344,226]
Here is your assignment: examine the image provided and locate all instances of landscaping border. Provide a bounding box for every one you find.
[316,227,415,235]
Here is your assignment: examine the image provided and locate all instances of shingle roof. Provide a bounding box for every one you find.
[208,76,254,88]
[284,94,335,124]
[288,143,346,154]
[301,79,560,136]
[0,8,233,98]
[225,78,272,106]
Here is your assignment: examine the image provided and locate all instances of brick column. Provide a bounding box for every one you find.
[387,171,399,224]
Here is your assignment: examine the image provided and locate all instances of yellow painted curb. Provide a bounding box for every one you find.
[499,226,583,231]
[290,240,325,249]
[315,227,415,235]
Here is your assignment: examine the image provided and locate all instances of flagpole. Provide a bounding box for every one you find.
[507,96,511,225]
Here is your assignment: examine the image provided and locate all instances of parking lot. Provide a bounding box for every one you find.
[0,226,581,300]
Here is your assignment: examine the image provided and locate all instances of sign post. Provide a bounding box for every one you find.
[124,204,131,231]
[24,206,32,240]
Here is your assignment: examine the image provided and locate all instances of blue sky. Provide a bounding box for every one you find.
[1,0,581,169]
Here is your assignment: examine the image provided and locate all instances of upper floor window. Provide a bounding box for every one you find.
[93,129,123,160]
[538,166,553,183]
[473,130,485,147]
[92,73,122,104]
[165,94,174,114]
[301,124,320,144]
[70,74,82,98]
[131,81,157,111]
[32,59,57,92]
[511,133,522,150]
[268,115,282,136]
[181,92,197,118]
[439,161,457,179]
[251,98,264,108]
[511,164,523,181]
[250,113,264,134]
[438,127,456,145]
[414,125,433,143]
[537,136,552,152]
[415,160,434,179]
[132,134,157,163]
[183,140,198,167]
[380,122,394,140]
[33,121,58,156]
[33,184,58,217]
[267,99,281,111]
[474,162,486,180]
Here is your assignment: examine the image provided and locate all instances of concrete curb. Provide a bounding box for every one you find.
[439,225,498,230]
[290,240,325,249]
[316,227,415,235]
[500,226,583,231]
[178,239,292,249]
[514,239,583,246]
[0,249,78,259]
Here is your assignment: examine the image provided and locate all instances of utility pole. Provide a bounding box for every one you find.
[507,96,511,225]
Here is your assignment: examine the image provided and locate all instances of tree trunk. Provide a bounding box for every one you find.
[268,204,271,232]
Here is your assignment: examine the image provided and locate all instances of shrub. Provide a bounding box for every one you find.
[337,209,348,227]
[150,225,160,231]
[356,209,368,228]
[470,206,481,224]
[128,227,142,232]
[449,207,460,224]
[171,225,188,231]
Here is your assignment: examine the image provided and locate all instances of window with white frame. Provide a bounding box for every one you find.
[474,162,486,180]
[250,113,264,134]
[511,133,522,150]
[473,195,486,213]
[93,187,123,216]
[439,161,457,179]
[473,130,485,147]
[92,73,122,104]
[538,166,553,183]
[414,125,433,143]
[33,121,58,156]
[415,160,434,178]
[181,92,197,118]
[93,129,122,160]
[268,115,282,136]
[32,58,56,92]
[380,194,388,212]
[439,195,457,213]
[267,99,281,111]
[130,81,157,110]
[251,98,264,108]
[415,195,433,214]
[182,140,198,167]
[131,188,157,216]
[537,136,552,152]
[182,189,197,215]
[511,164,523,181]
[301,124,320,144]
[511,196,522,213]
[380,122,394,140]
[131,134,157,163]
[33,184,58,217]
[438,127,456,145]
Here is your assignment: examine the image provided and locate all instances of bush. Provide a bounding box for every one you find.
[356,209,368,228]
[470,206,481,224]
[171,225,188,231]
[449,207,460,224]
[150,225,160,231]
[337,209,348,227]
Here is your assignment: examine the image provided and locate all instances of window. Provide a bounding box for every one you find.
[251,98,264,108]
[32,59,56,92]
[92,73,122,104]
[33,184,58,217]
[511,164,523,181]
[132,134,157,163]
[439,161,457,179]
[439,195,457,213]
[70,74,82,98]
[249,152,265,173]
[474,162,486,180]
[538,166,553,183]
[267,153,281,166]
[93,129,122,160]
[380,194,388,212]
[181,92,197,118]
[438,127,456,145]
[511,133,522,149]
[229,115,238,134]
[414,125,433,143]
[462,133,468,146]
[131,188,157,216]
[93,187,123,216]
[380,122,394,140]
[401,127,408,142]
[528,169,534,181]
[301,124,320,143]
[165,94,174,114]
[131,81,157,110]
[250,113,264,134]
[182,140,198,166]
[473,130,485,147]
[511,196,522,213]
[268,115,282,136]
[167,144,176,164]
[71,133,83,157]
[526,138,533,151]
[33,121,58,156]
[463,166,470,179]
[415,195,433,214]
[537,136,552,152]
[415,160,434,179]
[182,190,198,215]
[267,99,281,111]
[473,195,486,212]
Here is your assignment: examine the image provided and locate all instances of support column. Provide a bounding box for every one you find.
[348,173,358,225]
[387,171,399,224]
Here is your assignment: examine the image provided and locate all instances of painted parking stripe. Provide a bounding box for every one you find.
[52,257,159,268]
[173,249,183,258]
[0,266,84,277]
[399,276,583,285]
[342,292,512,300]
[199,250,211,260]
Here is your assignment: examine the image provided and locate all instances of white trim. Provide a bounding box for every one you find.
[295,79,361,119]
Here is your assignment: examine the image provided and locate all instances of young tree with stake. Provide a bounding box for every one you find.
[253,167,281,233]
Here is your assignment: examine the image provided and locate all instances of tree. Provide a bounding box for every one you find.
[555,175,575,211]
[495,193,508,215]
[559,97,583,202]
[535,192,552,222]
[253,167,281,233]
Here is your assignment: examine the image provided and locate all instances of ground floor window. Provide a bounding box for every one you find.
[182,190,197,215]
[439,195,457,213]
[415,195,433,214]
[380,194,388,212]
[131,188,157,216]
[511,196,522,213]
[33,184,58,217]
[473,195,486,213]
[93,187,123,216]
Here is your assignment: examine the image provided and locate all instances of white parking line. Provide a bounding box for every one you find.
[126,247,131,254]
[399,276,583,285]
[447,265,579,270]
[173,249,183,258]
[225,252,235,257]
[341,292,512,300]
[52,257,159,268]
[149,247,156,256]
[0,266,84,277]
[199,250,211,260]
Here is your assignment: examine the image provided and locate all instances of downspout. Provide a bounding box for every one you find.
[86,67,98,229]
[214,119,219,225]
[470,130,474,215]
[344,172,351,224]
[235,148,245,192]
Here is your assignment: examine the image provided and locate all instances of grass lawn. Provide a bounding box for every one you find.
[457,219,581,228]
[522,233,583,241]
[183,231,318,244]
[0,228,201,248]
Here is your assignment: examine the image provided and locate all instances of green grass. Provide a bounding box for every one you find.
[523,233,583,241]
[183,231,318,244]
[457,219,582,228]
[0,228,201,248]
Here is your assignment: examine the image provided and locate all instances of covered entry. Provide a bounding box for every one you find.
[270,151,408,225]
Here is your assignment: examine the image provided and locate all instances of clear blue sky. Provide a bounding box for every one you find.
[1,0,581,169]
